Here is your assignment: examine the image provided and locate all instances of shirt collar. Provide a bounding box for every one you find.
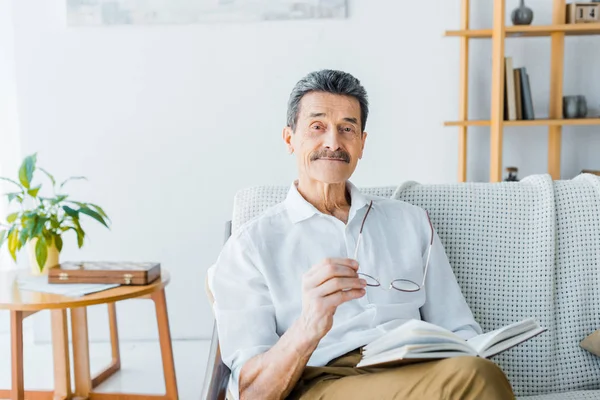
[284,180,373,224]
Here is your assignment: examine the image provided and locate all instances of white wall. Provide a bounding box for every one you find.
[0,0,21,335]
[5,0,600,342]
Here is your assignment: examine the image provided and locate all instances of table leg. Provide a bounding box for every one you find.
[151,289,178,400]
[50,309,72,400]
[71,307,92,400]
[10,310,24,400]
[90,303,121,389]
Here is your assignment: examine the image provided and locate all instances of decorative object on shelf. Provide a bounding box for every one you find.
[577,95,588,117]
[0,153,110,275]
[511,0,534,25]
[564,96,580,118]
[563,95,588,118]
[566,3,600,23]
[504,167,520,182]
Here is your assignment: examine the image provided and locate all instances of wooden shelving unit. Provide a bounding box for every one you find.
[445,0,600,182]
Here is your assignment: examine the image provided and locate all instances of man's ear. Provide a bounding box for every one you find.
[359,131,368,159]
[283,126,294,154]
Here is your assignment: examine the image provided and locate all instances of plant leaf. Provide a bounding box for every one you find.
[0,177,23,189]
[27,185,41,197]
[60,176,87,190]
[32,216,47,237]
[35,236,48,271]
[7,227,19,261]
[52,195,68,205]
[7,192,24,203]
[18,153,37,189]
[54,235,63,252]
[19,228,29,248]
[0,229,6,249]
[79,206,109,228]
[38,167,56,188]
[88,203,109,219]
[72,218,85,248]
[76,227,85,248]
[62,205,79,218]
[6,212,19,223]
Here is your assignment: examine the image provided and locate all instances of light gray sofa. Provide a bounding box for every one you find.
[203,174,600,400]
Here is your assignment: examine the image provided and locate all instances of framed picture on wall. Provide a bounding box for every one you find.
[66,0,348,26]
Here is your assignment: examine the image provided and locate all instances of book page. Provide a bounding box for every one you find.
[481,327,547,358]
[363,319,465,358]
[467,318,539,355]
[357,343,476,368]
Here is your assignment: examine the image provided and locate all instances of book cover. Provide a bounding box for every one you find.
[520,68,535,120]
[505,57,517,121]
[514,68,523,120]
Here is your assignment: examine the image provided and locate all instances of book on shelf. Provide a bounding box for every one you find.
[504,57,518,121]
[504,59,535,121]
[519,67,535,120]
[356,318,546,368]
[514,69,523,121]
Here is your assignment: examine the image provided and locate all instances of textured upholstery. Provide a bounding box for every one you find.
[520,391,600,400]
[227,174,600,398]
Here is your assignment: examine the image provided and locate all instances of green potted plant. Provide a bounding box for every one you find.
[0,153,110,275]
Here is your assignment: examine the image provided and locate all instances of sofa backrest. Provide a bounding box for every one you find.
[552,176,600,392]
[230,174,600,396]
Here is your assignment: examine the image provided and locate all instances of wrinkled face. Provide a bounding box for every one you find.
[283,92,367,184]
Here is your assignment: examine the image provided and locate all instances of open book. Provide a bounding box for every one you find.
[356,318,546,368]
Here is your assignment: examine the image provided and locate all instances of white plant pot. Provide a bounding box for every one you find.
[27,237,60,275]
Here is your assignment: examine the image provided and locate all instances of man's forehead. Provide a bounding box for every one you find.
[299,92,361,118]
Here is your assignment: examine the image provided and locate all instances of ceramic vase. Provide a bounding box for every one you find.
[511,0,534,25]
[577,95,588,118]
[564,96,579,119]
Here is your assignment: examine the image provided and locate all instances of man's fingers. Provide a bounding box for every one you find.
[325,288,366,308]
[317,277,367,297]
[308,262,359,288]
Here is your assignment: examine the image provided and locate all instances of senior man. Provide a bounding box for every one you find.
[208,70,514,399]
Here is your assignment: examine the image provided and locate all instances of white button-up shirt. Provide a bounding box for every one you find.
[208,181,482,398]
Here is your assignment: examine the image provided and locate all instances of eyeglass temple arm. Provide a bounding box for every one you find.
[354,201,373,261]
[421,211,435,287]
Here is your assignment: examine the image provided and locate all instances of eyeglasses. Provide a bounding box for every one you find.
[353,201,434,293]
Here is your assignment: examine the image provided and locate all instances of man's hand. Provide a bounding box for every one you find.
[238,258,366,400]
[300,258,367,342]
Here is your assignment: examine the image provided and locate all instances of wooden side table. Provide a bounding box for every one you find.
[0,269,178,400]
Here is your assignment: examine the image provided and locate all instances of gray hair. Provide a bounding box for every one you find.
[286,70,369,132]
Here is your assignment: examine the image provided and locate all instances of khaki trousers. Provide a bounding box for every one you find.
[289,349,515,400]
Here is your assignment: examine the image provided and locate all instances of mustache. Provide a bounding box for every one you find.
[310,149,351,163]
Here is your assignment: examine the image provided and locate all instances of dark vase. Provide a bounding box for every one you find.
[564,96,580,119]
[511,0,534,25]
[577,95,588,118]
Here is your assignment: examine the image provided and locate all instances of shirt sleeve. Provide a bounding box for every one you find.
[418,210,483,340]
[208,229,279,398]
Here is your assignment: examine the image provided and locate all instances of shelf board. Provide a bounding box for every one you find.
[445,118,600,127]
[445,23,600,38]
